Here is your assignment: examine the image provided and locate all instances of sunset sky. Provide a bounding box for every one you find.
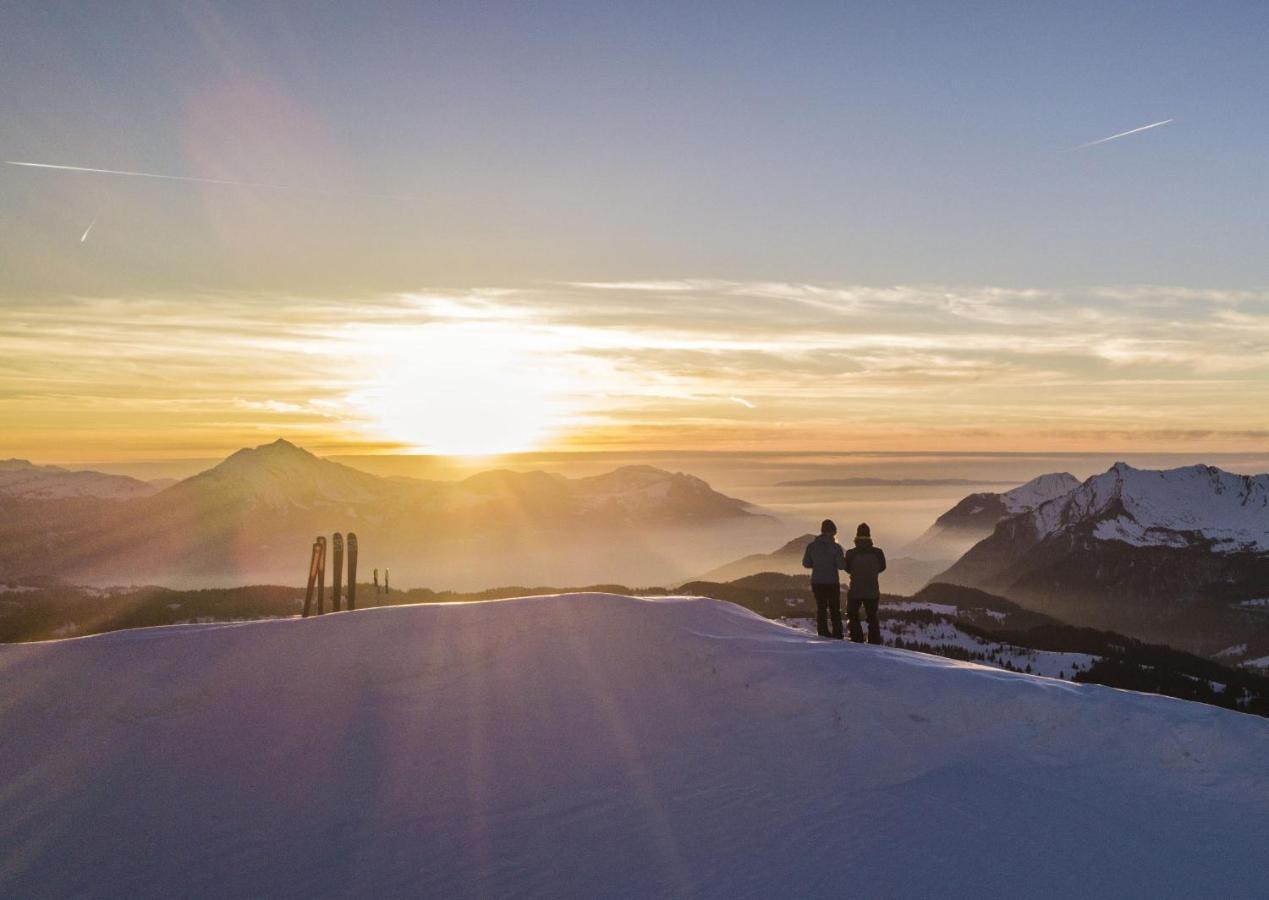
[3,3,1268,461]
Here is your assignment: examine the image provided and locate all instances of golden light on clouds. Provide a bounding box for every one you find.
[2,282,1268,461]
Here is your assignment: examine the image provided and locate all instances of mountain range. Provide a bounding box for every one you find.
[938,462,1269,660]
[7,444,1269,666]
[0,459,170,500]
[0,439,781,589]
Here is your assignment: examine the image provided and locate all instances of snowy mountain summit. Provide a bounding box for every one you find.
[1028,462,1269,553]
[937,463,1269,649]
[2,594,1266,897]
[999,471,1082,514]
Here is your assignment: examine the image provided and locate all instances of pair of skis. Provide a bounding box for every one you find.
[302,532,359,617]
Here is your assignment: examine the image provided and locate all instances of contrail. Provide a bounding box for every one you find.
[729,396,756,409]
[1072,118,1174,150]
[6,159,289,190]
[4,159,414,200]
[79,218,96,243]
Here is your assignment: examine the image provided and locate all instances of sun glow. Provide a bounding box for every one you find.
[359,323,583,456]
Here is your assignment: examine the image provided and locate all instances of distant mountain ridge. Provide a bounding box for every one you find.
[0,439,781,589]
[0,458,164,500]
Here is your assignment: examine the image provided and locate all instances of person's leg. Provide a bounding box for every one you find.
[865,597,882,644]
[812,584,830,636]
[846,595,864,643]
[828,587,843,639]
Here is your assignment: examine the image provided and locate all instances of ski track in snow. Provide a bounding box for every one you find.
[1,593,1267,899]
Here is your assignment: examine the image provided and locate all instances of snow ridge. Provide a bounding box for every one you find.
[1000,471,1081,514]
[1028,462,1269,553]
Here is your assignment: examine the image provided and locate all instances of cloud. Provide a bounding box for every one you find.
[3,281,1268,457]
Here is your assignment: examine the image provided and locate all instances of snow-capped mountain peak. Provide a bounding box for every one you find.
[1029,463,1269,553]
[999,472,1081,514]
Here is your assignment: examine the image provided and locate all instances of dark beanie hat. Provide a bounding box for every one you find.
[856,522,871,538]
[821,519,837,535]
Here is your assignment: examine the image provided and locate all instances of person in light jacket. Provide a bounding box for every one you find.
[802,519,847,639]
[844,522,887,644]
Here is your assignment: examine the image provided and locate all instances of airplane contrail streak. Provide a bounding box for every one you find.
[1072,118,1174,150]
[4,160,415,200]
[80,218,96,243]
[6,159,288,189]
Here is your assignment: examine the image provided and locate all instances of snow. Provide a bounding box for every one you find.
[784,616,1098,679]
[1237,598,1269,610]
[887,600,961,617]
[886,600,1006,622]
[1216,644,1248,658]
[2,594,1266,898]
[1244,656,1269,670]
[1029,463,1269,553]
[999,471,1081,514]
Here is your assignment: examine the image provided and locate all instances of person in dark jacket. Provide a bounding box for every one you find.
[844,522,886,644]
[802,519,846,638]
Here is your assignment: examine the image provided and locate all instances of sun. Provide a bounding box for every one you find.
[361,323,577,457]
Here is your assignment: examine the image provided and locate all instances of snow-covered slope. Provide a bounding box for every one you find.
[0,459,162,500]
[2,594,1265,898]
[1027,462,1269,553]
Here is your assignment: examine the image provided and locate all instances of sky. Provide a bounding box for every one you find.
[2,2,1268,460]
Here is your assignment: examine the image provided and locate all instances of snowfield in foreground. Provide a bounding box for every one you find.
[2,595,1267,899]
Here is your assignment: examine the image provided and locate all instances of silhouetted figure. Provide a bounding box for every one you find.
[384,568,390,595]
[802,519,846,639]
[373,568,380,595]
[844,523,886,644]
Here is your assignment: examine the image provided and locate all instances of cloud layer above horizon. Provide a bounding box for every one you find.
[3,281,1268,460]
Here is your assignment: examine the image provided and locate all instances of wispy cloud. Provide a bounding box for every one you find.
[3,280,1268,458]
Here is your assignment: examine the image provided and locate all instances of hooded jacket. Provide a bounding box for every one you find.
[802,533,847,585]
[844,538,886,600]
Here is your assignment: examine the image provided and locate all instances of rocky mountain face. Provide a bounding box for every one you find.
[937,463,1269,659]
[0,440,781,589]
[904,472,1082,561]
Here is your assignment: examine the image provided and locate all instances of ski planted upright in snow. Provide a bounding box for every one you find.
[315,536,327,615]
[332,533,344,613]
[302,540,321,618]
[346,533,358,611]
